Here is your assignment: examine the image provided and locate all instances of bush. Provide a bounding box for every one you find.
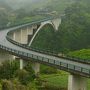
[67,49,90,60]
[1,79,27,90]
[0,60,19,80]
[40,65,57,74]
[15,69,34,85]
[2,79,13,90]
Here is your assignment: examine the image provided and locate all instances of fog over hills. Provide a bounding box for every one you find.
[0,0,51,10]
[0,0,74,10]
[0,0,75,13]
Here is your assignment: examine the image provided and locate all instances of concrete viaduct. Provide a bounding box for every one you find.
[0,16,89,90]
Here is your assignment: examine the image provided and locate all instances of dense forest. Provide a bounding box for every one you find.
[32,0,90,53]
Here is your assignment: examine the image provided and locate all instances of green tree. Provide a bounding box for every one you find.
[0,60,19,79]
[15,69,33,85]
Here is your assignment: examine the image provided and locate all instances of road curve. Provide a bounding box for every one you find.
[0,19,90,78]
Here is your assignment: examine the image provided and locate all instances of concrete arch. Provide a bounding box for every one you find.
[28,21,57,46]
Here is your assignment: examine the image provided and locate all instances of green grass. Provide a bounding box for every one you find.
[40,71,68,88]
[87,79,90,90]
[67,49,90,60]
[39,71,90,90]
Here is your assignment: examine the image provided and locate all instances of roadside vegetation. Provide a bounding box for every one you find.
[0,60,68,90]
[67,49,90,60]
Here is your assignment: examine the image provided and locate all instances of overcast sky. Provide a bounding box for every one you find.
[0,0,48,9]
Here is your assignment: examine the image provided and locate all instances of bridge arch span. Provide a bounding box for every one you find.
[28,22,56,46]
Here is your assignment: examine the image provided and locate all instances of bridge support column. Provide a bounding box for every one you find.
[21,28,28,44]
[31,62,40,76]
[51,18,61,31]
[68,74,87,90]
[20,59,24,70]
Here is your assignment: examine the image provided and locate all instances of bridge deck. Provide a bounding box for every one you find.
[0,20,90,78]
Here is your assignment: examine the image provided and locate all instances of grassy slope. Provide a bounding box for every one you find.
[40,73,90,90]
[68,49,90,60]
[38,49,90,90]
[68,49,90,90]
[40,72,68,88]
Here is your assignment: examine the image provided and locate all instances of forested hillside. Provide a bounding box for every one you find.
[0,1,12,29]
[0,0,75,31]
[32,0,90,53]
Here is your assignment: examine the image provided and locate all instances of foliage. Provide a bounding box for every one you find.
[0,9,9,29]
[2,79,13,90]
[56,1,90,52]
[67,49,90,60]
[36,73,68,90]
[32,0,90,53]
[24,61,34,75]
[0,60,19,79]
[31,24,56,51]
[15,69,32,85]
[1,79,27,90]
[40,65,58,74]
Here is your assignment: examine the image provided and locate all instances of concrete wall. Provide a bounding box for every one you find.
[14,29,21,43]
[51,18,61,31]
[31,62,40,75]
[21,29,28,44]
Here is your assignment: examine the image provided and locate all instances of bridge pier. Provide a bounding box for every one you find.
[68,74,87,90]
[27,26,41,76]
[20,59,24,70]
[14,26,37,70]
[31,62,40,76]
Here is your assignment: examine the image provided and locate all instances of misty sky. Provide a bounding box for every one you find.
[0,0,49,9]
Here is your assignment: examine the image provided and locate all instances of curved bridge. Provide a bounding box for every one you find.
[0,17,89,90]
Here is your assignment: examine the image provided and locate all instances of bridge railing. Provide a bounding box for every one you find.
[0,44,90,77]
[60,55,90,64]
[6,35,58,55]
[0,16,59,30]
[6,35,90,64]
